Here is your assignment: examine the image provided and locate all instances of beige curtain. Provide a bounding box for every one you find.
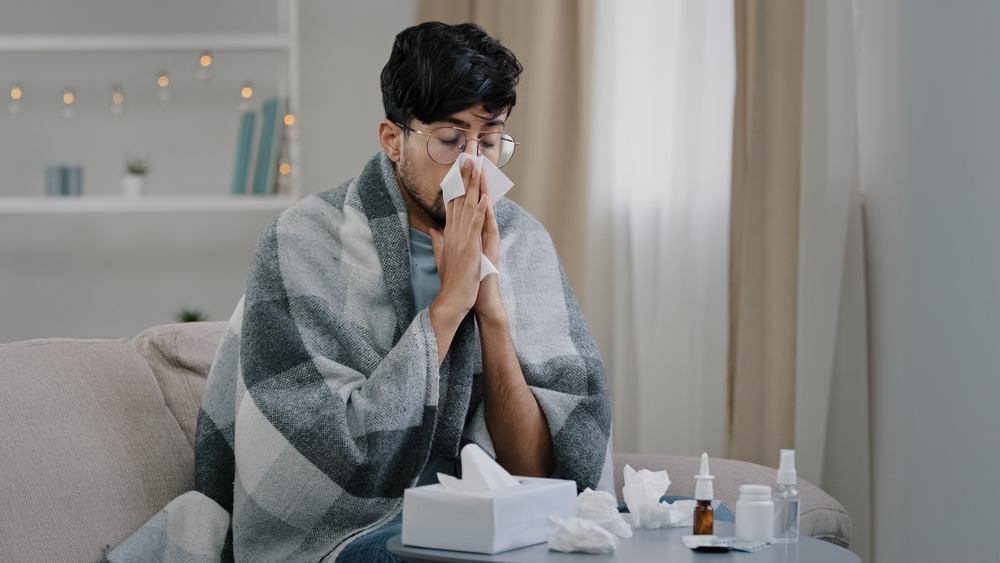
[727,0,805,467]
[415,0,593,294]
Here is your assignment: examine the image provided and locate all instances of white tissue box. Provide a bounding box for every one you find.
[401,477,577,554]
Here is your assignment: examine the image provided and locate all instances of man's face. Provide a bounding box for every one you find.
[395,105,508,227]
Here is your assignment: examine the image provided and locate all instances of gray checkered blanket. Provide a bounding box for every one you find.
[104,152,613,563]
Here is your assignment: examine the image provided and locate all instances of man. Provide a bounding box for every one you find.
[104,22,612,563]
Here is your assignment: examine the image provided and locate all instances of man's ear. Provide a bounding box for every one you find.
[379,119,403,163]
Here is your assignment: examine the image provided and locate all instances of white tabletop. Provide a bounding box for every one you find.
[387,516,859,563]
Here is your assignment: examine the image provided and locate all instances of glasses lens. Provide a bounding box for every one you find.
[428,128,466,165]
[476,132,516,168]
[496,134,516,168]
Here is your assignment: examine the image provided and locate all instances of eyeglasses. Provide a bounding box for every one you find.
[396,122,519,168]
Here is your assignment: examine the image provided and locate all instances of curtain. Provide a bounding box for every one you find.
[727,0,805,467]
[415,0,594,294]
[585,0,735,457]
[798,0,872,560]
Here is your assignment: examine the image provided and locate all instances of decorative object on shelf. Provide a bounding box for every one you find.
[251,98,286,195]
[232,111,256,194]
[45,165,83,197]
[109,83,125,118]
[156,71,171,103]
[175,307,209,323]
[61,87,76,119]
[122,156,152,198]
[195,51,212,81]
[237,81,253,112]
[8,83,22,117]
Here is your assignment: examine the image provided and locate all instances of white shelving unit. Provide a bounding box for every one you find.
[0,0,300,215]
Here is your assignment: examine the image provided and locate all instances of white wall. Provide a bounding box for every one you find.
[858,1,1000,561]
[0,0,416,343]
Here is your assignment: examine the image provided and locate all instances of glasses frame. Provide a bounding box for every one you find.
[396,122,519,168]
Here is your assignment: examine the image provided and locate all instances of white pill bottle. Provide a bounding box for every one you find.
[735,485,774,543]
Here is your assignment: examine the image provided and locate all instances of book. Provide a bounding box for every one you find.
[251,98,286,196]
[232,111,256,195]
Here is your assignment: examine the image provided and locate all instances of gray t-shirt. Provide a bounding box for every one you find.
[408,228,455,485]
[408,228,441,313]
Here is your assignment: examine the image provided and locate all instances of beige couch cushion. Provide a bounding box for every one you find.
[614,453,852,548]
[0,338,195,563]
[132,322,228,447]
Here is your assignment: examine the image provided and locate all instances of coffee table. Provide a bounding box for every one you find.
[386,515,860,563]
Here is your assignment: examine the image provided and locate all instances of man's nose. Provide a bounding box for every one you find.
[463,138,480,156]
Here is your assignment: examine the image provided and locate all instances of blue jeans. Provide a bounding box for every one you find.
[336,515,403,563]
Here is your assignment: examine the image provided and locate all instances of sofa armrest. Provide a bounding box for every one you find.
[613,453,852,548]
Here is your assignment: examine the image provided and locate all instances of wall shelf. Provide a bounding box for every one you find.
[0,0,301,210]
[0,34,292,52]
[0,196,296,214]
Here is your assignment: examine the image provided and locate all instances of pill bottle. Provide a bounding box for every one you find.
[735,485,773,543]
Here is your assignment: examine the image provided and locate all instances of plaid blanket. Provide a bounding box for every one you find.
[105,152,613,563]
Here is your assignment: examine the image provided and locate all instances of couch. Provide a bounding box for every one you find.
[0,322,851,562]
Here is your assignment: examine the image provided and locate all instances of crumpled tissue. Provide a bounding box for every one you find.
[439,153,514,279]
[546,517,620,554]
[623,464,720,529]
[437,443,520,493]
[576,488,633,538]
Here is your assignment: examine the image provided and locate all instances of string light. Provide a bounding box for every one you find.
[284,113,295,126]
[279,159,291,175]
[156,71,172,103]
[195,51,212,81]
[110,83,124,117]
[8,83,22,117]
[61,87,76,119]
[241,83,253,99]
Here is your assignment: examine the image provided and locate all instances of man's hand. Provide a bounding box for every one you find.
[473,172,504,322]
[428,158,489,364]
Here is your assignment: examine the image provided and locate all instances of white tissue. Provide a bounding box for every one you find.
[622,464,692,529]
[546,517,620,554]
[437,443,520,493]
[440,153,514,204]
[439,153,514,280]
[576,488,632,538]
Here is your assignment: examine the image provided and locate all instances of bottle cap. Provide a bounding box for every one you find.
[777,449,797,485]
[694,452,714,500]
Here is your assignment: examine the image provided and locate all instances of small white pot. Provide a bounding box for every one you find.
[123,174,144,198]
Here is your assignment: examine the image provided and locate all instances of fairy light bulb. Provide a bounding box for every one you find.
[109,83,124,117]
[279,160,291,175]
[61,87,76,119]
[236,82,254,111]
[156,71,172,103]
[8,83,22,117]
[283,113,295,126]
[195,51,212,81]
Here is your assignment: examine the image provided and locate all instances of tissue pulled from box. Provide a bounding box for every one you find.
[440,153,514,204]
[546,517,620,554]
[622,464,695,529]
[439,153,513,280]
[576,488,632,538]
[437,443,519,493]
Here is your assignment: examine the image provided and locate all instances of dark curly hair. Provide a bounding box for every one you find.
[381,22,523,128]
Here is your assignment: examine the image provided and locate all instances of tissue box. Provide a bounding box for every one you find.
[401,477,577,554]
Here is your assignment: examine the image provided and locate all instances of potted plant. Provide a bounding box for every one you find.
[122,156,151,198]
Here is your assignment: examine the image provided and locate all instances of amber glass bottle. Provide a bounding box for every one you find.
[693,499,714,535]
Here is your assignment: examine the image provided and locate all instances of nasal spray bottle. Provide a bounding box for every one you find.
[693,453,715,535]
[772,449,800,543]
